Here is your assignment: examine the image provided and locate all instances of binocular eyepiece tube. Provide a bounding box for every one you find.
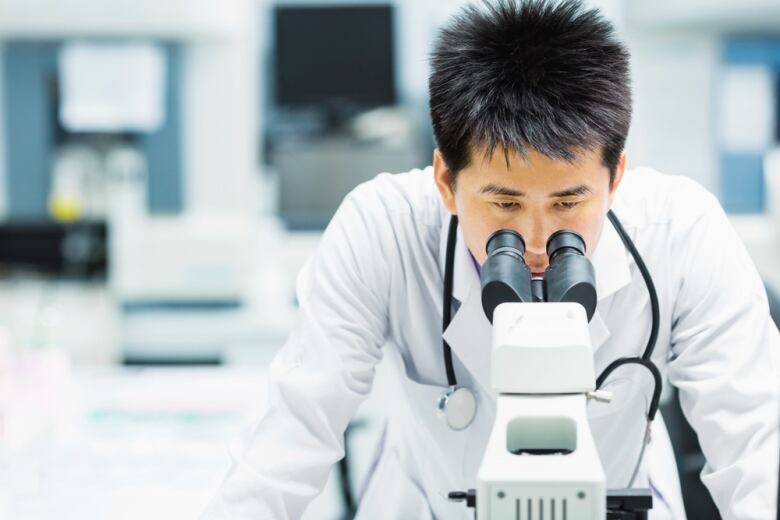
[480,228,597,323]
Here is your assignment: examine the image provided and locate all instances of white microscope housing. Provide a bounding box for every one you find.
[477,301,606,520]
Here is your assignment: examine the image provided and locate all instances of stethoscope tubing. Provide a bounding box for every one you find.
[442,215,460,388]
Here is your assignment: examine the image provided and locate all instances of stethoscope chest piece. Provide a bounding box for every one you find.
[438,386,477,431]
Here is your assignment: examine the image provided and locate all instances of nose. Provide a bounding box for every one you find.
[524,250,547,274]
[518,219,552,272]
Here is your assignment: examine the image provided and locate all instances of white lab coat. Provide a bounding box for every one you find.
[203,166,780,520]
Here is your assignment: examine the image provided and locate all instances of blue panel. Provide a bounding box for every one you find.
[720,153,765,213]
[3,41,184,218]
[3,42,59,219]
[720,37,779,214]
[142,43,183,214]
[724,38,780,67]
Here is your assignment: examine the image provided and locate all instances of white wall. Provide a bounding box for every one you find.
[625,32,721,193]
[181,0,260,215]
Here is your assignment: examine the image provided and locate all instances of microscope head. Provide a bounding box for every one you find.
[491,302,596,395]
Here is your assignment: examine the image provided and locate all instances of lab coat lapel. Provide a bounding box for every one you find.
[438,211,633,393]
[589,212,633,352]
[438,215,474,305]
[442,272,493,392]
[593,212,633,305]
[438,214,493,392]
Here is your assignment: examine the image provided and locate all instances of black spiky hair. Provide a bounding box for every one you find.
[429,0,631,184]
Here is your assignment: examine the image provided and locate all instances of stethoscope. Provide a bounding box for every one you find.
[438,210,663,486]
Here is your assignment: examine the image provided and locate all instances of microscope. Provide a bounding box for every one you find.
[450,229,653,519]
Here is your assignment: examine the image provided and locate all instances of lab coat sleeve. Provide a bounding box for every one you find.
[667,191,780,519]
[202,184,392,519]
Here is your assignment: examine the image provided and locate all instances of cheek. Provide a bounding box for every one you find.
[455,201,498,265]
[464,222,496,265]
[575,204,607,258]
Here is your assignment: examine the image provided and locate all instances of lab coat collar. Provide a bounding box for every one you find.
[438,213,475,304]
[438,209,632,393]
[591,209,633,302]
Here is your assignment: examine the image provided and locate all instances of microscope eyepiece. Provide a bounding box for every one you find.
[546,229,586,262]
[544,229,597,321]
[485,229,525,259]
[480,229,532,323]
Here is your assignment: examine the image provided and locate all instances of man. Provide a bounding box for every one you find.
[204,1,780,518]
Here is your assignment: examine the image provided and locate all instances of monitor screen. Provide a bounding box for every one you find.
[274,5,396,108]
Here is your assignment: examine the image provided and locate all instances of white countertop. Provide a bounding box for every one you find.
[0,365,352,520]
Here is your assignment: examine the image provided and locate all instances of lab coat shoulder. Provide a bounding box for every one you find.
[350,166,443,220]
[336,166,443,252]
[334,166,448,305]
[350,166,446,244]
[614,167,727,303]
[298,166,439,310]
[616,166,719,229]
[622,168,780,518]
[620,167,765,316]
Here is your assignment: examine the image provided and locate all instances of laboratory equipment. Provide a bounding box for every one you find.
[439,213,662,446]
[447,224,657,519]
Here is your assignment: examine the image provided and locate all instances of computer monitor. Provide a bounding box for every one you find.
[273,4,396,110]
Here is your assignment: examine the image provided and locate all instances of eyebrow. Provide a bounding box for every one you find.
[478,183,593,198]
[549,184,593,198]
[478,183,525,197]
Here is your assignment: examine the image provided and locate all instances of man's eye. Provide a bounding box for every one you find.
[494,201,521,210]
[556,201,580,210]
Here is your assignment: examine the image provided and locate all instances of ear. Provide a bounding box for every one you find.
[608,151,627,207]
[433,149,457,215]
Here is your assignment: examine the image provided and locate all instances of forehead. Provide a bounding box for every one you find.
[462,146,608,190]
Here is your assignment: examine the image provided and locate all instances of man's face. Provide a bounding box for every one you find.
[433,146,626,274]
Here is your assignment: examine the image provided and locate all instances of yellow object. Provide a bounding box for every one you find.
[49,196,83,223]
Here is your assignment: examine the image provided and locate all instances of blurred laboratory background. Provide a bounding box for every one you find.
[0,0,778,518]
